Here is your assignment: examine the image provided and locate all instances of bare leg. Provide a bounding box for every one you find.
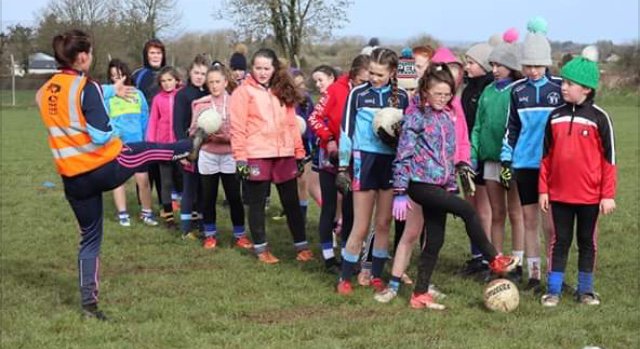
[486,180,506,253]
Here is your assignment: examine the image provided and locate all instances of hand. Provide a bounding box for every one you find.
[296,159,305,177]
[335,170,352,194]
[114,77,136,102]
[376,127,398,148]
[599,198,616,215]
[236,161,250,180]
[392,194,412,221]
[326,140,338,155]
[539,193,549,213]
[179,159,190,166]
[499,161,512,190]
[456,162,476,196]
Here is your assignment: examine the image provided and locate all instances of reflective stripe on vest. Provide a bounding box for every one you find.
[39,73,122,176]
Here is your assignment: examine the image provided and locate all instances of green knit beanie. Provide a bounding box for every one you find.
[561,45,600,89]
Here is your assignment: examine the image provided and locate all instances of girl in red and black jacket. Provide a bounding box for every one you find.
[539,47,616,307]
[307,54,370,272]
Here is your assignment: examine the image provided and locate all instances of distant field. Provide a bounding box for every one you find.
[1,89,638,349]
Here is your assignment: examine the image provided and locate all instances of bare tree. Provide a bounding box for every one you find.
[125,0,181,39]
[216,0,352,67]
[45,0,111,26]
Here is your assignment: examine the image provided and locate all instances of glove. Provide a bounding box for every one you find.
[335,170,352,194]
[376,122,401,148]
[296,159,305,177]
[236,161,250,180]
[456,162,476,196]
[500,161,512,190]
[392,194,411,221]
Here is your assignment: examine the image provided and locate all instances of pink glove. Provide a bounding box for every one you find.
[392,195,412,221]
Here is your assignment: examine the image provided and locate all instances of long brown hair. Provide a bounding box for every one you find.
[251,48,302,107]
[370,48,399,108]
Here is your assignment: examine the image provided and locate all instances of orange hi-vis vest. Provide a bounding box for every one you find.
[39,73,122,177]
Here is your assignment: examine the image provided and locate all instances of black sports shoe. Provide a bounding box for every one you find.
[460,256,489,276]
[82,304,108,321]
[324,257,341,274]
[524,278,544,294]
[506,265,523,284]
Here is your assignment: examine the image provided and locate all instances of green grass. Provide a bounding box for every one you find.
[1,89,639,349]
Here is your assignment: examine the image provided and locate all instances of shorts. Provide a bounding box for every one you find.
[473,160,486,185]
[198,151,236,175]
[483,161,501,182]
[352,150,394,191]
[247,157,297,184]
[515,169,540,205]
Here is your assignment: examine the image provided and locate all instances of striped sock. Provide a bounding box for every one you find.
[254,243,268,254]
[180,214,192,233]
[389,275,402,293]
[204,223,217,238]
[232,225,246,239]
[321,242,335,260]
[294,241,309,251]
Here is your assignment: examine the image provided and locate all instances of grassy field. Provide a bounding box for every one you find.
[1,89,638,349]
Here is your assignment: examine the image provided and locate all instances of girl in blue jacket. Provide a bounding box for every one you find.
[105,59,158,227]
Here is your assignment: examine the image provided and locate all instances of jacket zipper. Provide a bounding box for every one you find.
[439,113,449,186]
[568,104,575,135]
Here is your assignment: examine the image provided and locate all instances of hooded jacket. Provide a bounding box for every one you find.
[131,39,167,104]
[429,48,471,165]
[173,81,208,140]
[146,88,179,143]
[539,98,616,204]
[229,75,305,161]
[308,74,351,149]
[104,89,149,144]
[461,73,493,136]
[393,104,457,191]
[190,93,232,155]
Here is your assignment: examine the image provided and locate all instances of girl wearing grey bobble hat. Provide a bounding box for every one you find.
[470,28,525,284]
[500,17,564,293]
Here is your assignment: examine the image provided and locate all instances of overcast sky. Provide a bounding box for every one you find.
[2,0,638,44]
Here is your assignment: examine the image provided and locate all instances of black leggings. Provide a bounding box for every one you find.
[319,171,339,248]
[244,179,306,246]
[408,182,497,293]
[549,202,599,273]
[201,173,244,228]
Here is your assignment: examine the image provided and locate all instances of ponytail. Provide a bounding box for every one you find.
[52,29,92,68]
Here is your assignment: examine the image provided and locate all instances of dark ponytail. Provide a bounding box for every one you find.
[370,48,399,108]
[251,48,302,107]
[52,29,92,68]
[348,54,371,83]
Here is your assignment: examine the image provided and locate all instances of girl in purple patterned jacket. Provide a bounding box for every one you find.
[387,64,518,310]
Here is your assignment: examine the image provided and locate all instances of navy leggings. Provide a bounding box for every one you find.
[62,140,191,306]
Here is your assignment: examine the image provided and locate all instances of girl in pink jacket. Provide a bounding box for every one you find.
[190,63,252,251]
[146,66,182,227]
[229,48,313,264]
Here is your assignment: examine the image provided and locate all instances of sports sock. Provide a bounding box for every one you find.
[180,213,192,233]
[321,242,335,260]
[547,271,564,295]
[470,243,483,259]
[389,275,402,293]
[141,208,153,218]
[232,225,246,239]
[299,200,308,222]
[371,248,389,278]
[118,211,129,219]
[527,257,541,280]
[513,250,524,266]
[577,272,594,294]
[203,223,217,238]
[340,250,359,281]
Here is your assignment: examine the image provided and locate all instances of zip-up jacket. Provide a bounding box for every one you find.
[339,82,409,168]
[393,105,456,190]
[501,75,563,168]
[190,94,232,155]
[539,99,616,204]
[173,82,208,140]
[229,75,305,161]
[461,73,493,137]
[104,89,149,144]
[308,74,351,149]
[146,89,179,143]
[471,79,522,162]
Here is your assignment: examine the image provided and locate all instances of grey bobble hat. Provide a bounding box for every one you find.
[466,42,494,72]
[488,28,521,71]
[520,17,552,66]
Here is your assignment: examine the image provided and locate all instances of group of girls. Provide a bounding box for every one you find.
[40,21,616,319]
